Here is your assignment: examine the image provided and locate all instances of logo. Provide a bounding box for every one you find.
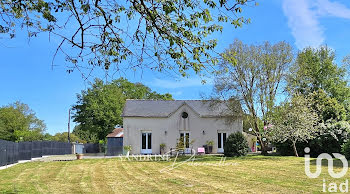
[304,147,349,193]
[304,147,348,179]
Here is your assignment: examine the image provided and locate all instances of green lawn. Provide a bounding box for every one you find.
[0,155,348,193]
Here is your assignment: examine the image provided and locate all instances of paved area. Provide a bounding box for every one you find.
[0,156,46,170]
[36,154,120,162]
[0,154,121,170]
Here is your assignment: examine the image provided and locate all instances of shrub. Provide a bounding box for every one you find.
[341,141,350,159]
[160,143,166,149]
[176,138,184,150]
[224,132,249,157]
[206,140,214,146]
[124,145,132,152]
[275,131,348,158]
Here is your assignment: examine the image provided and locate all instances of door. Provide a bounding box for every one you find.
[180,132,191,154]
[217,132,227,153]
[141,132,152,154]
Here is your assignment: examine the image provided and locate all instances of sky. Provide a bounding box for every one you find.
[1,0,350,134]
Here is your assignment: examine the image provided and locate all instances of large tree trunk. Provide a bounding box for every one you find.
[292,141,299,157]
[257,136,268,155]
[253,119,268,156]
[261,142,268,155]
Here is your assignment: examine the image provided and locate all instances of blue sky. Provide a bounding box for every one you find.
[1,0,350,134]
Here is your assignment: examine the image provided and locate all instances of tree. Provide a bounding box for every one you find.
[213,39,293,154]
[309,89,346,122]
[269,94,319,157]
[0,119,8,140]
[287,46,350,104]
[243,113,263,133]
[0,0,256,77]
[0,101,46,141]
[72,77,172,141]
[72,124,98,143]
[49,132,87,143]
[113,78,173,100]
[72,79,125,141]
[301,89,350,156]
[13,129,45,141]
[285,46,350,156]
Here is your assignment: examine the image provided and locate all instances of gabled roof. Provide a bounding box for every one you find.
[106,128,124,138]
[121,100,235,118]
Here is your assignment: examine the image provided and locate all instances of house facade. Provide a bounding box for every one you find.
[122,100,243,154]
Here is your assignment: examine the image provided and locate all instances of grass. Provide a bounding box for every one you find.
[0,155,348,193]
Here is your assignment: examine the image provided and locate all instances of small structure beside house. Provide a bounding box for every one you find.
[243,132,257,152]
[106,128,124,156]
[122,100,243,155]
[72,142,84,154]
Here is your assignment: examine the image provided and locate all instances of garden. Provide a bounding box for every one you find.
[0,155,347,193]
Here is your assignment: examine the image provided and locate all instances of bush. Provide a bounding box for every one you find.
[224,132,249,157]
[342,141,350,159]
[275,133,347,158]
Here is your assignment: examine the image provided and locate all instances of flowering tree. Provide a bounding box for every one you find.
[269,94,319,157]
[213,39,294,154]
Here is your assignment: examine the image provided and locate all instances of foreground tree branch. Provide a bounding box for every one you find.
[0,0,256,78]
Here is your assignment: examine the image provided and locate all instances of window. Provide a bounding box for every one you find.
[147,133,152,149]
[181,112,188,119]
[142,133,146,149]
[141,132,152,151]
[180,132,190,148]
[223,133,226,148]
[218,132,227,152]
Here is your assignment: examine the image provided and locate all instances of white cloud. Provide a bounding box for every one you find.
[283,0,324,49]
[315,0,350,18]
[282,0,350,49]
[150,77,213,89]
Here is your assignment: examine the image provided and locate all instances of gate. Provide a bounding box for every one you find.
[106,137,123,156]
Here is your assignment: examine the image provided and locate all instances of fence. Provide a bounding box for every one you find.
[106,137,123,156]
[84,143,100,153]
[0,140,101,167]
[0,140,18,167]
[0,140,73,167]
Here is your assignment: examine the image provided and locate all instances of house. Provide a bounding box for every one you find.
[122,100,243,154]
[106,128,124,156]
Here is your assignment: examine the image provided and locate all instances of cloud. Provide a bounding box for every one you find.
[282,0,324,49]
[282,0,350,49]
[150,77,213,89]
[315,0,350,18]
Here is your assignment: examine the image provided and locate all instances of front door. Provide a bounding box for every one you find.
[180,132,191,154]
[141,132,152,154]
[218,132,227,153]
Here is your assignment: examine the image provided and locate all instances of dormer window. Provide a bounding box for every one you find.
[181,112,188,119]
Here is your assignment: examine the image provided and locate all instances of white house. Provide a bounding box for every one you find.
[122,100,243,154]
